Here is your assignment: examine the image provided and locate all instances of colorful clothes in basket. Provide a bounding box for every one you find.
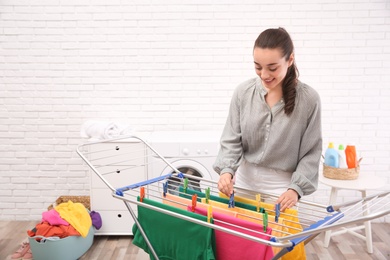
[55,201,92,238]
[27,221,80,239]
[132,197,216,260]
[189,205,274,260]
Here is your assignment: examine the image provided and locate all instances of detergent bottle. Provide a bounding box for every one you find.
[324,142,339,168]
[337,144,348,168]
[345,144,357,169]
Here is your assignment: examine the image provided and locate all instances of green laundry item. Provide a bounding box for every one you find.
[179,186,261,212]
[132,197,216,260]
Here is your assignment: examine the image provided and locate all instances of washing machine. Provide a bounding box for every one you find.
[146,131,221,198]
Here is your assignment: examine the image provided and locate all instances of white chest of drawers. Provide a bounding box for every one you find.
[87,139,147,235]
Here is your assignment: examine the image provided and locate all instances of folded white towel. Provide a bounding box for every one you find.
[80,120,133,140]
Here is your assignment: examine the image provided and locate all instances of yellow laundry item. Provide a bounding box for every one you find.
[55,201,92,238]
[257,201,306,260]
[162,193,237,217]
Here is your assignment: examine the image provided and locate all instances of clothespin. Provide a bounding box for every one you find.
[177,172,185,179]
[263,211,268,232]
[256,194,261,212]
[228,191,235,208]
[191,194,197,212]
[207,205,212,223]
[205,187,211,204]
[275,203,280,223]
[140,187,145,202]
[183,178,189,193]
[162,182,168,197]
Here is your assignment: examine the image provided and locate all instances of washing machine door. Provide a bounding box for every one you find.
[160,159,212,195]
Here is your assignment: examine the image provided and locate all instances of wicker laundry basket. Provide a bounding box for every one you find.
[47,195,90,210]
[323,165,359,180]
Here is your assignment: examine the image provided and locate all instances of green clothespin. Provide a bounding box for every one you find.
[183,178,188,193]
[205,187,210,204]
[263,211,268,232]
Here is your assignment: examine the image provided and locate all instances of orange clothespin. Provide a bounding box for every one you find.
[207,205,212,223]
[191,194,197,212]
[140,187,145,202]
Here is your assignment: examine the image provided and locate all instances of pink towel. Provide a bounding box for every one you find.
[188,205,274,260]
[42,209,69,226]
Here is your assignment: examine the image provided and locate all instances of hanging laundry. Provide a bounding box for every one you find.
[132,197,216,260]
[189,205,274,260]
[179,187,261,211]
[162,193,237,217]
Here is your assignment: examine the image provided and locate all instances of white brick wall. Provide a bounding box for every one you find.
[1,0,389,222]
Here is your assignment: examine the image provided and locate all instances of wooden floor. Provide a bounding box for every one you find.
[1,221,389,260]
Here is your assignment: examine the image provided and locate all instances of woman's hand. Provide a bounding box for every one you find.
[217,172,234,197]
[276,189,299,212]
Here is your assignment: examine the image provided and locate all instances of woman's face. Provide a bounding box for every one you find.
[253,47,293,91]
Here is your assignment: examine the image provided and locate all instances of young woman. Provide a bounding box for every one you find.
[214,28,322,211]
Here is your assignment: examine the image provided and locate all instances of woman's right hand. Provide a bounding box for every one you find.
[218,172,234,197]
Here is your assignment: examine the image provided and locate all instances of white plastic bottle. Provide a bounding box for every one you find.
[338,144,348,168]
[324,142,339,167]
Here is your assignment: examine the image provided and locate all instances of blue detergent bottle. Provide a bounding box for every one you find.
[324,142,339,167]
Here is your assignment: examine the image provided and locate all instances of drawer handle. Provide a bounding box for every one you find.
[116,170,120,174]
[115,146,120,150]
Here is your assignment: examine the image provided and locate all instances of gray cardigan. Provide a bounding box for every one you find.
[213,77,322,197]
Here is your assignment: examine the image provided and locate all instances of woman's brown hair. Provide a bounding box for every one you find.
[254,27,299,116]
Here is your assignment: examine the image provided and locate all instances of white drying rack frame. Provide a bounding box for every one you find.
[77,135,390,260]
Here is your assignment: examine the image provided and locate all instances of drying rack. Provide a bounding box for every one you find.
[77,135,390,260]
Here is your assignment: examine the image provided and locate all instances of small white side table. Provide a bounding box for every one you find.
[319,172,385,254]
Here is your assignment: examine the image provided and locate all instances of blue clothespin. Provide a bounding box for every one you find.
[228,192,235,208]
[162,182,168,197]
[177,172,185,179]
[275,203,280,223]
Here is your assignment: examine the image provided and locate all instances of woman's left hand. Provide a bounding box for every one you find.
[276,189,299,212]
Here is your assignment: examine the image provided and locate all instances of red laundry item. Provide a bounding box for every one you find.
[27,221,81,240]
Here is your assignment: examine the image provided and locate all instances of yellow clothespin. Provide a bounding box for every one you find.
[207,205,212,223]
[256,194,261,213]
